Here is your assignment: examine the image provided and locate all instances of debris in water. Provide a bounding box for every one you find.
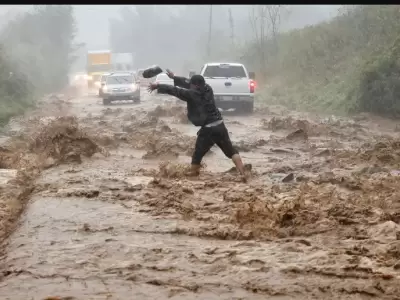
[29,116,107,164]
[286,129,308,140]
[282,173,294,182]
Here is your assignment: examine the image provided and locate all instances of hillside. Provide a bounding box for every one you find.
[246,5,400,117]
[0,5,78,126]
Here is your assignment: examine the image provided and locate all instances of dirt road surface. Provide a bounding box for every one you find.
[1,91,400,299]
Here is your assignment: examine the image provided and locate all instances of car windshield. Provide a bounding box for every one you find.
[156,74,170,81]
[106,76,133,84]
[203,65,246,78]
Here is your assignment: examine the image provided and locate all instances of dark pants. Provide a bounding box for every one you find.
[192,122,238,165]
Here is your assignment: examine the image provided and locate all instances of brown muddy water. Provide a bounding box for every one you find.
[0,92,400,299]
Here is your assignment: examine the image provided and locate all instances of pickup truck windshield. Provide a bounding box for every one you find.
[203,65,247,78]
[106,76,134,84]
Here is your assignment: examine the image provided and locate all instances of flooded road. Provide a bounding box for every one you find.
[1,91,400,299]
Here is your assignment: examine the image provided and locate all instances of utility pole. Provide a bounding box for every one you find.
[207,5,213,58]
[228,8,235,48]
[109,19,115,52]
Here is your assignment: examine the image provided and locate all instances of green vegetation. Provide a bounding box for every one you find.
[0,5,79,126]
[0,44,32,126]
[244,5,400,117]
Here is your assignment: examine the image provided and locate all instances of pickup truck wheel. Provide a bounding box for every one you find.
[239,102,254,114]
[246,102,254,114]
[103,98,111,105]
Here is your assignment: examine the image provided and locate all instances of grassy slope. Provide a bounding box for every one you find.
[0,57,35,127]
[0,68,34,127]
[0,100,33,127]
[251,5,400,116]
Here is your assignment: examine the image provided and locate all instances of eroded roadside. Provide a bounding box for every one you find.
[0,92,400,299]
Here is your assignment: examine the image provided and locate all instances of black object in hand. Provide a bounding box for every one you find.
[142,66,163,79]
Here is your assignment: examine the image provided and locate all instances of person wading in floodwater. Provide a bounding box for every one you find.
[148,70,250,182]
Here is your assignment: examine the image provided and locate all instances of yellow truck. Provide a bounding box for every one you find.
[86,50,112,89]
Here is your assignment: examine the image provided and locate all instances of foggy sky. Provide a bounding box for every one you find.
[0,5,340,50]
[75,5,340,50]
[0,5,342,72]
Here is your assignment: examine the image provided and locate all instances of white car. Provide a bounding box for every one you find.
[101,72,141,105]
[194,62,256,113]
[155,73,174,85]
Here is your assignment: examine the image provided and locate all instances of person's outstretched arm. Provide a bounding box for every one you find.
[166,69,190,89]
[148,83,191,102]
[173,76,190,89]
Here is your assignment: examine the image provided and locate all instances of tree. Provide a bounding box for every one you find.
[33,5,80,90]
[248,5,288,80]
[1,5,80,93]
[228,8,235,48]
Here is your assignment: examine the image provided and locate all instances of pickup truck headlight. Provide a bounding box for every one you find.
[102,86,108,93]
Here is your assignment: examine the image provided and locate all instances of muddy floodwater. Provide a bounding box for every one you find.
[0,91,400,299]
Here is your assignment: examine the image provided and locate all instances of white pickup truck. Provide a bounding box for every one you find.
[190,62,256,113]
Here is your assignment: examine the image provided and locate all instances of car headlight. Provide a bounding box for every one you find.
[94,81,101,87]
[102,86,108,92]
[131,84,137,91]
[86,75,93,80]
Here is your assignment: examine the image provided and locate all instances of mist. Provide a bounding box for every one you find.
[75,5,339,48]
[73,5,340,73]
[0,5,340,75]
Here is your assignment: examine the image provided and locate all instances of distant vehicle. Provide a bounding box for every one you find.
[154,73,174,85]
[137,69,144,78]
[70,72,87,86]
[137,68,151,87]
[98,72,111,97]
[153,73,174,95]
[101,72,141,105]
[87,50,112,90]
[73,72,87,81]
[112,53,134,72]
[191,62,256,113]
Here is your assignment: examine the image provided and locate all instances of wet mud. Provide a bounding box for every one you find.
[0,93,400,299]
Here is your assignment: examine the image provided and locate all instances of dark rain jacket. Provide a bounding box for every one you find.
[156,76,222,127]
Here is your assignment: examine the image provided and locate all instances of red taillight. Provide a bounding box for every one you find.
[249,80,256,93]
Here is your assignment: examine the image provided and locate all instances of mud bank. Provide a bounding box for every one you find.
[0,93,400,299]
